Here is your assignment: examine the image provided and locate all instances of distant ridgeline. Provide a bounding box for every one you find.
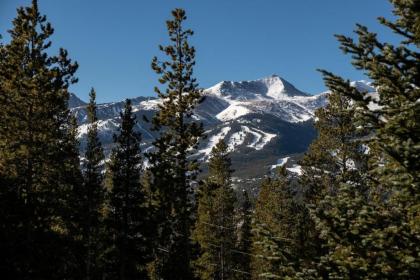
[3,0,417,279]
[70,76,375,183]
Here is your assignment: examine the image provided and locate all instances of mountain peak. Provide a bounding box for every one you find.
[257,74,309,98]
[69,93,86,108]
[206,75,309,100]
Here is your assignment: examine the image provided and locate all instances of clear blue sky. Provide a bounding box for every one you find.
[1,0,395,103]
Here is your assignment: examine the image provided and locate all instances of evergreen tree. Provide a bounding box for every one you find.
[103,99,153,279]
[62,115,85,276]
[296,1,420,277]
[0,0,79,277]
[148,8,204,280]
[334,0,419,196]
[293,72,370,277]
[193,140,237,280]
[75,88,105,280]
[299,75,369,203]
[192,180,219,279]
[251,168,300,279]
[292,74,371,279]
[234,190,252,279]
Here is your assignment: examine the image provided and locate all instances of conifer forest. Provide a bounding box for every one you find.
[0,0,419,279]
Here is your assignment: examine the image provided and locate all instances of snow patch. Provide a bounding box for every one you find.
[77,119,119,138]
[271,156,290,170]
[227,126,276,151]
[243,126,276,150]
[139,99,162,110]
[227,129,247,150]
[216,104,252,121]
[199,127,231,156]
[286,164,302,175]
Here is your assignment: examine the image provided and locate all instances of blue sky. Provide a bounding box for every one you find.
[1,0,395,102]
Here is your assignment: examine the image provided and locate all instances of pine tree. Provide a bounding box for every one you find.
[336,1,419,190]
[299,75,369,203]
[193,140,237,280]
[292,73,370,277]
[296,1,420,277]
[147,8,204,280]
[0,0,79,277]
[251,168,300,279]
[234,190,252,279]
[103,99,153,279]
[75,88,105,279]
[192,179,219,279]
[292,74,371,279]
[62,114,85,276]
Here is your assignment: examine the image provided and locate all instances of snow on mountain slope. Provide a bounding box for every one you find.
[78,119,119,138]
[204,74,326,123]
[227,129,247,150]
[287,164,302,175]
[138,98,162,111]
[240,126,276,150]
[206,74,309,100]
[199,126,232,156]
[198,124,276,157]
[216,103,252,121]
[271,156,290,170]
[70,75,373,180]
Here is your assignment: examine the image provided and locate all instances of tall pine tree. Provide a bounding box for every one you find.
[294,73,371,279]
[299,74,369,203]
[0,0,79,277]
[251,168,300,279]
[75,88,106,280]
[296,1,419,278]
[193,139,237,280]
[147,8,204,280]
[103,99,153,279]
[62,114,85,277]
[296,72,370,277]
[234,190,252,279]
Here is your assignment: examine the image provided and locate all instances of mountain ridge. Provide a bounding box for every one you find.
[70,75,374,183]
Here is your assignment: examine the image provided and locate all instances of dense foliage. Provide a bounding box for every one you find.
[0,0,79,277]
[193,140,237,279]
[147,8,204,280]
[0,0,418,279]
[103,99,154,279]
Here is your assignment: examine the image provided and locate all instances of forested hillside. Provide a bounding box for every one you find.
[0,0,418,279]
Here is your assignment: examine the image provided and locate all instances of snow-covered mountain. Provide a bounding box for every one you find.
[203,75,327,122]
[70,75,373,182]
